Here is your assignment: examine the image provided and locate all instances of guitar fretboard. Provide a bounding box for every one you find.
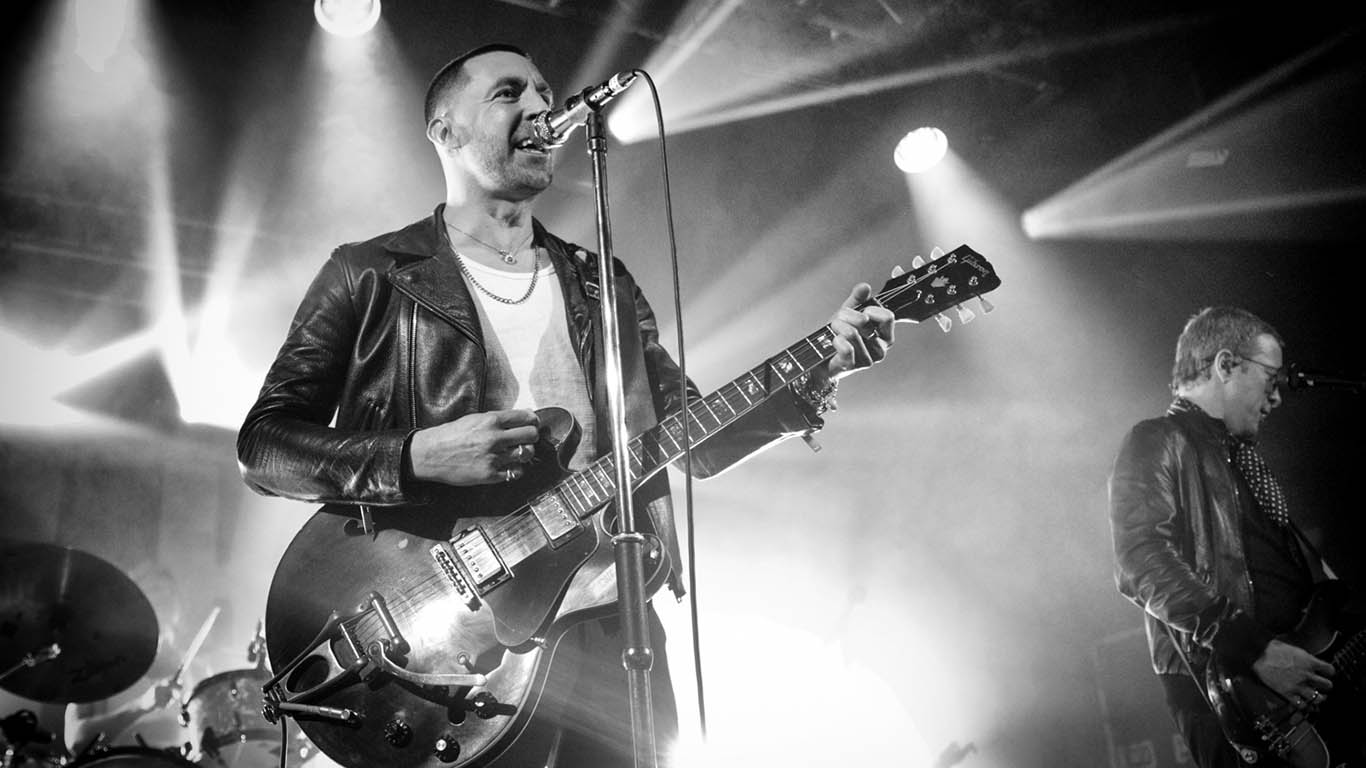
[552,325,838,518]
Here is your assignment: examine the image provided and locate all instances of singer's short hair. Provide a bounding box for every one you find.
[1170,306,1283,392]
[424,43,531,124]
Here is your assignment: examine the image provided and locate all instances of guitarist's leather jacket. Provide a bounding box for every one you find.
[1109,400,1276,677]
[237,205,822,594]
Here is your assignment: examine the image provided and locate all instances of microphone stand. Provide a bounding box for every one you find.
[585,110,658,768]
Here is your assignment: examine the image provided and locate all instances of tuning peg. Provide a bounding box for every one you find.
[934,313,952,333]
[911,255,925,269]
[955,305,976,324]
[930,246,945,260]
[978,296,995,314]
[890,265,905,278]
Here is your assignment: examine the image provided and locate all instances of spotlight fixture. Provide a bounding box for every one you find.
[894,127,948,174]
[314,0,381,37]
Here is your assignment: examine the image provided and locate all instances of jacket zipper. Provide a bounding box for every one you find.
[408,302,419,430]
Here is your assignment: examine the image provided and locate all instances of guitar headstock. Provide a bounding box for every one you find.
[875,244,1000,331]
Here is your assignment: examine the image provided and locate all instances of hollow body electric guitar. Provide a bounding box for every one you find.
[1206,581,1366,767]
[262,246,1001,768]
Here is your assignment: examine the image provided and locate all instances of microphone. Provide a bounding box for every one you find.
[1287,363,1365,393]
[530,70,638,149]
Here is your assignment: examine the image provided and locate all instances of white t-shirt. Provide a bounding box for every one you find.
[460,253,597,470]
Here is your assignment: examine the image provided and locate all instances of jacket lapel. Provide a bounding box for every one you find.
[383,206,483,346]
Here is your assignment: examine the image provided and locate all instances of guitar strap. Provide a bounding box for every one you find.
[1287,520,1338,583]
[566,238,686,600]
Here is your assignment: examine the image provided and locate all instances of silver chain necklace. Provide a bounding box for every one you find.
[453,249,542,305]
[445,221,533,265]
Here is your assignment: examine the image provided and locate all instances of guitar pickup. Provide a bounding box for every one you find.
[449,527,510,594]
[530,493,581,545]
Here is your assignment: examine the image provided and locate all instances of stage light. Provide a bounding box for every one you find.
[314,0,380,37]
[894,127,948,174]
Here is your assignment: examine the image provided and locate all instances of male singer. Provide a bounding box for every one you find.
[238,44,894,767]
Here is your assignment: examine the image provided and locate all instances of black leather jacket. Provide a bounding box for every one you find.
[238,206,821,587]
[1109,401,1275,676]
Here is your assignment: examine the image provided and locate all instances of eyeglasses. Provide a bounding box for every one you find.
[1238,356,1289,392]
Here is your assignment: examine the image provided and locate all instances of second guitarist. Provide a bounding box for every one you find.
[1109,306,1361,768]
[236,44,895,768]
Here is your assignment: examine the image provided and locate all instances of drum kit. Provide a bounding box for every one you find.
[1,541,316,768]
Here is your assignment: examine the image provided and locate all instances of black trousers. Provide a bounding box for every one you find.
[490,606,679,768]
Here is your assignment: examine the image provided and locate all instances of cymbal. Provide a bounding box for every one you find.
[0,540,158,703]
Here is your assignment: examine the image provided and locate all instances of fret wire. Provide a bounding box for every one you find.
[587,472,609,508]
[590,471,608,507]
[713,389,738,418]
[644,431,669,467]
[744,370,767,400]
[582,466,606,498]
[756,359,780,393]
[571,475,595,509]
[562,482,587,514]
[626,447,644,479]
[684,408,706,437]
[607,455,622,483]
[696,396,721,427]
[803,334,829,362]
[659,418,683,451]
[593,462,615,496]
[734,375,757,405]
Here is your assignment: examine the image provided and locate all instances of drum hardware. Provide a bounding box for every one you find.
[181,667,311,767]
[245,621,266,671]
[67,745,197,766]
[1,708,56,768]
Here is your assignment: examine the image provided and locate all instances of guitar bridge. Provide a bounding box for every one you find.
[263,592,488,728]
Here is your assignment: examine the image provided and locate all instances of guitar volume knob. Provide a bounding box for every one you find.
[433,734,461,763]
[383,719,412,747]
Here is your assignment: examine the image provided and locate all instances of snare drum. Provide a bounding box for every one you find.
[69,746,197,767]
[180,669,279,767]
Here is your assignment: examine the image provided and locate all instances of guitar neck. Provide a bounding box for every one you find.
[523,243,1000,526]
[1331,628,1366,686]
[537,326,837,521]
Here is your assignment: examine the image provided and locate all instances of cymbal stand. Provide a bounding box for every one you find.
[0,644,60,686]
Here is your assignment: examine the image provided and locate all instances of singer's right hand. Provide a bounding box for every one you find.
[408,410,540,486]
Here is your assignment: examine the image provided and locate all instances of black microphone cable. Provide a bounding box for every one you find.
[633,69,710,740]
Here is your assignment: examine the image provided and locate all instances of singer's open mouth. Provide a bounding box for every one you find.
[513,138,548,155]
